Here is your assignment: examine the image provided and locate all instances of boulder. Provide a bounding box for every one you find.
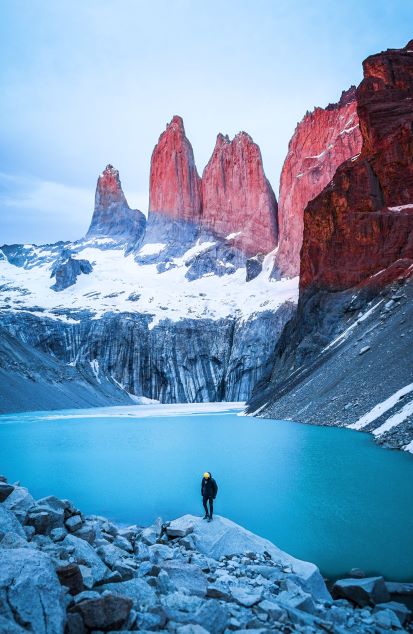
[161,561,208,597]
[0,548,65,634]
[65,514,83,532]
[332,576,390,607]
[167,515,330,602]
[141,517,163,544]
[0,505,26,538]
[62,534,108,585]
[101,577,158,612]
[0,482,15,502]
[26,506,64,535]
[0,532,32,550]
[56,562,84,595]
[230,586,263,607]
[2,486,35,521]
[0,615,26,633]
[374,601,411,626]
[71,593,132,630]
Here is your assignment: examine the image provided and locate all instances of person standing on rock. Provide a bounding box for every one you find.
[201,472,218,522]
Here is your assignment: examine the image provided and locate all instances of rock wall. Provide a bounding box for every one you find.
[0,304,295,412]
[249,41,413,452]
[275,87,362,277]
[201,132,278,256]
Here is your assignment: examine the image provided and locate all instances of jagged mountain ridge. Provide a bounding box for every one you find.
[0,117,296,412]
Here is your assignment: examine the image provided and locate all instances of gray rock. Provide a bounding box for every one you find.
[230,586,263,607]
[113,534,133,552]
[162,561,208,597]
[26,506,64,535]
[51,256,93,292]
[374,601,411,626]
[2,486,35,521]
[257,599,286,620]
[72,590,101,604]
[97,542,127,568]
[348,567,366,579]
[62,534,108,585]
[385,581,413,595]
[332,576,390,607]
[176,625,210,634]
[141,517,163,544]
[50,527,67,542]
[65,514,83,532]
[101,577,158,611]
[0,505,26,538]
[374,607,402,629]
[277,585,316,614]
[56,562,84,595]
[71,593,132,630]
[207,584,231,601]
[194,599,229,633]
[0,482,15,502]
[0,548,65,634]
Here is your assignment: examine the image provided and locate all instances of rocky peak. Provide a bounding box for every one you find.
[300,41,413,291]
[149,115,202,223]
[275,87,362,277]
[201,131,278,256]
[87,165,146,245]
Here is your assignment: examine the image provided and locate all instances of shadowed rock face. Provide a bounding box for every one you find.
[275,87,362,277]
[201,132,278,256]
[248,42,413,452]
[149,116,202,223]
[87,164,146,244]
[301,41,413,292]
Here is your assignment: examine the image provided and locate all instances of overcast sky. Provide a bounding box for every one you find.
[1,0,412,244]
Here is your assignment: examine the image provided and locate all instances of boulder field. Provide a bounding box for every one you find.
[0,476,411,633]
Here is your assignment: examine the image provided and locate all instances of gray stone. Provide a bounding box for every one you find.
[101,578,159,611]
[113,534,133,552]
[3,486,35,520]
[332,576,390,607]
[177,625,210,634]
[63,534,108,585]
[257,599,286,620]
[0,505,25,538]
[194,599,229,633]
[374,601,411,626]
[167,517,195,538]
[73,590,101,604]
[56,562,84,595]
[162,560,208,597]
[149,542,174,561]
[277,586,316,614]
[50,527,67,542]
[65,612,86,634]
[374,607,402,629]
[71,593,132,630]
[26,506,64,535]
[0,482,15,502]
[230,586,263,607]
[207,584,231,601]
[97,542,127,568]
[141,517,163,544]
[0,548,65,634]
[65,514,83,532]
[385,581,413,595]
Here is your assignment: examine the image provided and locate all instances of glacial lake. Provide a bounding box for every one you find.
[1,403,413,581]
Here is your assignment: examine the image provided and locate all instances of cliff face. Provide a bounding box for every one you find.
[148,116,202,223]
[275,87,362,277]
[250,42,413,452]
[201,133,278,256]
[301,42,413,291]
[87,165,146,244]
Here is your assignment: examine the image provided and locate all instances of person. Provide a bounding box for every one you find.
[201,471,218,522]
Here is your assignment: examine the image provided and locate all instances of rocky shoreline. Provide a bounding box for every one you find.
[0,476,412,633]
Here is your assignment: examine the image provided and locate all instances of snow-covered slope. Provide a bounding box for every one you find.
[0,234,298,412]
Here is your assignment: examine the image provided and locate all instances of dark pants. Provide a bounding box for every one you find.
[203,496,213,518]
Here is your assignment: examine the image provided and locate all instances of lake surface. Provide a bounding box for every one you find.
[1,403,412,580]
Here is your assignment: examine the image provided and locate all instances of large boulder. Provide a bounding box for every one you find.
[2,486,35,521]
[166,515,330,602]
[0,505,26,538]
[62,534,108,585]
[332,576,390,607]
[99,577,158,612]
[0,482,15,502]
[161,561,208,597]
[0,548,65,634]
[71,593,132,630]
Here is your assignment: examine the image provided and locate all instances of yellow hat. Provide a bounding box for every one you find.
[203,472,210,479]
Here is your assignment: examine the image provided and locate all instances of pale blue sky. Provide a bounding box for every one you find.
[1,0,412,244]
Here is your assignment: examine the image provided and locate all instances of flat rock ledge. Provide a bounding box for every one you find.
[0,476,411,633]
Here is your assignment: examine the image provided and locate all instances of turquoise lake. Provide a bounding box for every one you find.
[1,403,412,581]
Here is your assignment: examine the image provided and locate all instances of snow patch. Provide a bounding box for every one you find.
[138,242,166,256]
[373,399,413,437]
[348,383,413,430]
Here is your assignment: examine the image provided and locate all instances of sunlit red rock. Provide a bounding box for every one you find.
[201,132,278,256]
[149,115,202,223]
[276,87,362,277]
[300,41,413,291]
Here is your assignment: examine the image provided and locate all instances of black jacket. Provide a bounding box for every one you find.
[201,476,218,499]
